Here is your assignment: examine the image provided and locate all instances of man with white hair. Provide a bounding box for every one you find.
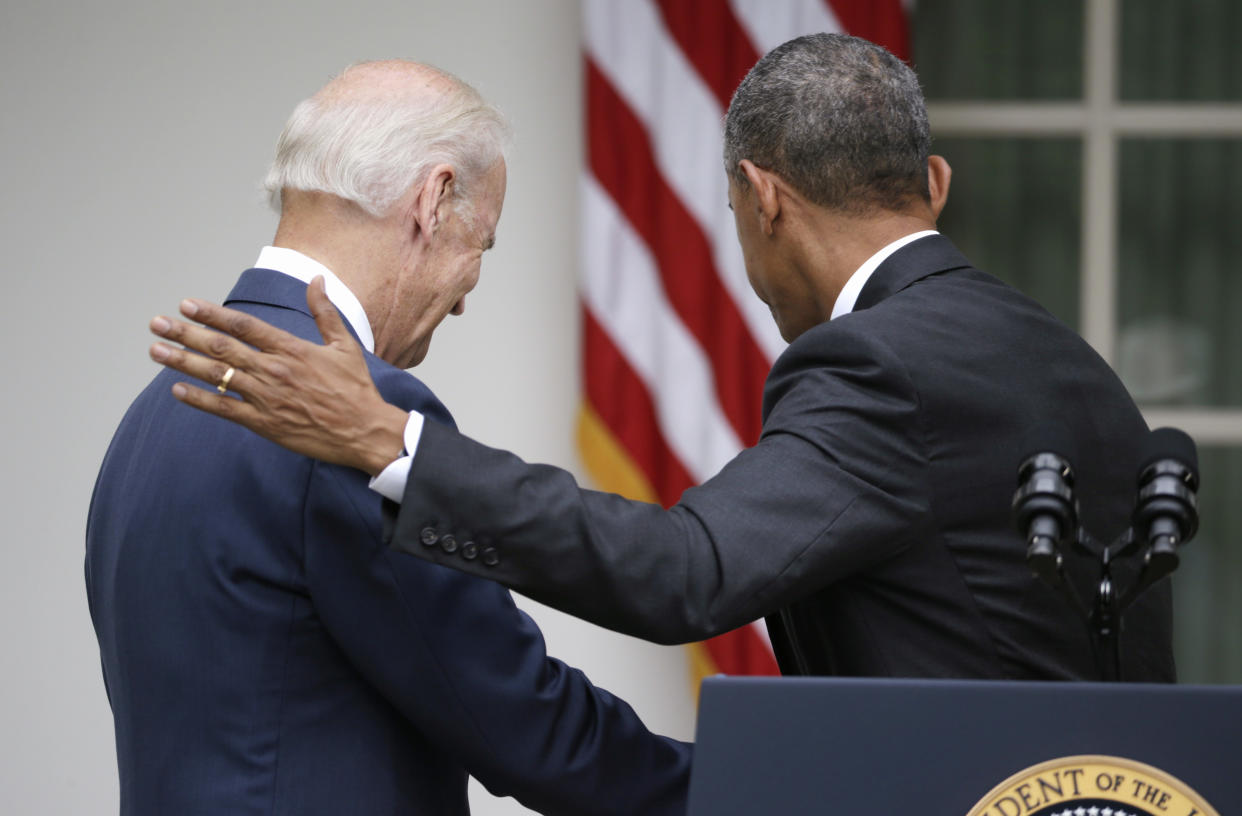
[86,60,689,816]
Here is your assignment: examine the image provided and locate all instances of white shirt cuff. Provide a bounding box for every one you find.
[367,411,425,503]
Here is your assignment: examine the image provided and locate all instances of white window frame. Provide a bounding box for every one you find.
[925,0,1242,443]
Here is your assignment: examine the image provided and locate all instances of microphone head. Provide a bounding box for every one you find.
[1140,427,1199,484]
[1013,422,1078,537]
[1016,423,1077,485]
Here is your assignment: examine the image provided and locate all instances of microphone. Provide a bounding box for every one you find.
[1132,427,1200,576]
[1013,433,1078,585]
[1015,425,1200,680]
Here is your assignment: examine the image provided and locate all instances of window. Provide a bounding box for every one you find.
[914,0,1242,682]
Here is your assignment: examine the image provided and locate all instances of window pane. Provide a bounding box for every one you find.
[913,0,1083,101]
[933,138,1081,329]
[1172,445,1242,683]
[1117,139,1242,407]
[1121,0,1242,101]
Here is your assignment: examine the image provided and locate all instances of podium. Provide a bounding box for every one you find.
[688,677,1241,815]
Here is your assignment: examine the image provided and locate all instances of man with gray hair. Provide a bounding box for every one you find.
[150,36,1174,682]
[87,60,689,815]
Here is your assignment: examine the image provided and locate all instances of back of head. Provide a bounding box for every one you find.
[723,33,930,214]
[265,60,510,217]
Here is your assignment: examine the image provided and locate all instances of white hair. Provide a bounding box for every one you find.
[264,62,510,217]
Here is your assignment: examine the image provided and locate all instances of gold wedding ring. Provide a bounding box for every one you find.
[217,366,236,395]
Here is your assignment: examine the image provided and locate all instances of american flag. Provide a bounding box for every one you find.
[578,0,911,683]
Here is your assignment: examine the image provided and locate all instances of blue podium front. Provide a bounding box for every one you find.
[689,677,1239,815]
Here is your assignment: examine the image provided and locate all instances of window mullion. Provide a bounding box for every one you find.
[1080,0,1119,364]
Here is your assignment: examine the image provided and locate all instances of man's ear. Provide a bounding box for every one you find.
[927,154,952,221]
[412,163,456,238]
[739,159,781,236]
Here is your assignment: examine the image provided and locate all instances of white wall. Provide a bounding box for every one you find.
[0,1,696,813]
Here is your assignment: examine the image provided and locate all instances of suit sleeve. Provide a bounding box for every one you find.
[302,460,690,816]
[388,325,934,643]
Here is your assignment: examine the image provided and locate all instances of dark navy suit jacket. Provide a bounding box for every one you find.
[86,269,690,815]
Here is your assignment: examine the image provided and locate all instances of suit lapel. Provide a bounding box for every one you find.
[853,234,974,313]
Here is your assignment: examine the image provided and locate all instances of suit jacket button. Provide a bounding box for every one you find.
[440,534,458,554]
[420,527,439,547]
[481,546,500,567]
[460,541,478,560]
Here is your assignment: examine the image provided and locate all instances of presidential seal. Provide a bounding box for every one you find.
[966,755,1218,816]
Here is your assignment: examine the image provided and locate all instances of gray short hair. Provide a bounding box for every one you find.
[264,61,510,217]
[723,33,930,213]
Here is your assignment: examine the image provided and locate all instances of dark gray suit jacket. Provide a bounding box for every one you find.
[387,235,1174,682]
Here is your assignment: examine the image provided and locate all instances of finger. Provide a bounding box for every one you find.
[306,276,354,347]
[168,379,269,437]
[178,298,303,354]
[150,342,258,397]
[150,315,259,369]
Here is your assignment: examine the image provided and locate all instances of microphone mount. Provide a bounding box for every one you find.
[1011,428,1199,681]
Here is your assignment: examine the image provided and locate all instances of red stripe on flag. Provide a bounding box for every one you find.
[652,0,760,110]
[702,624,781,676]
[824,0,910,60]
[586,57,767,447]
[582,306,696,507]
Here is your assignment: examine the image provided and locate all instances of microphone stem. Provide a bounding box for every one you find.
[1091,548,1122,682]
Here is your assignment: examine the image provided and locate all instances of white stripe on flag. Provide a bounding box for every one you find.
[728,0,844,55]
[584,0,786,363]
[581,175,745,482]
[749,619,773,652]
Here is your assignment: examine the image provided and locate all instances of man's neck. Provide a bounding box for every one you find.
[253,246,375,352]
[793,205,938,321]
[272,193,403,329]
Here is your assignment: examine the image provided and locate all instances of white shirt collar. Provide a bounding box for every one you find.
[830,230,939,320]
[253,246,375,353]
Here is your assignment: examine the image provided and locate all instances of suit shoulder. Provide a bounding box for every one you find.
[364,356,455,429]
[768,305,912,386]
[230,298,454,428]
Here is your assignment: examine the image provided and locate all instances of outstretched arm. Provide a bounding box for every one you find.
[149,276,409,476]
[151,277,927,645]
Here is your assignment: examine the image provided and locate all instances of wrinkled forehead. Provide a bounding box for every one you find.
[480,159,507,214]
[465,159,508,241]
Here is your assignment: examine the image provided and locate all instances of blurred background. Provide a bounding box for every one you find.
[1,1,1237,814]
[915,0,1242,686]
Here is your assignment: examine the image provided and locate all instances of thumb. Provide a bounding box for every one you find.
[306,276,353,347]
